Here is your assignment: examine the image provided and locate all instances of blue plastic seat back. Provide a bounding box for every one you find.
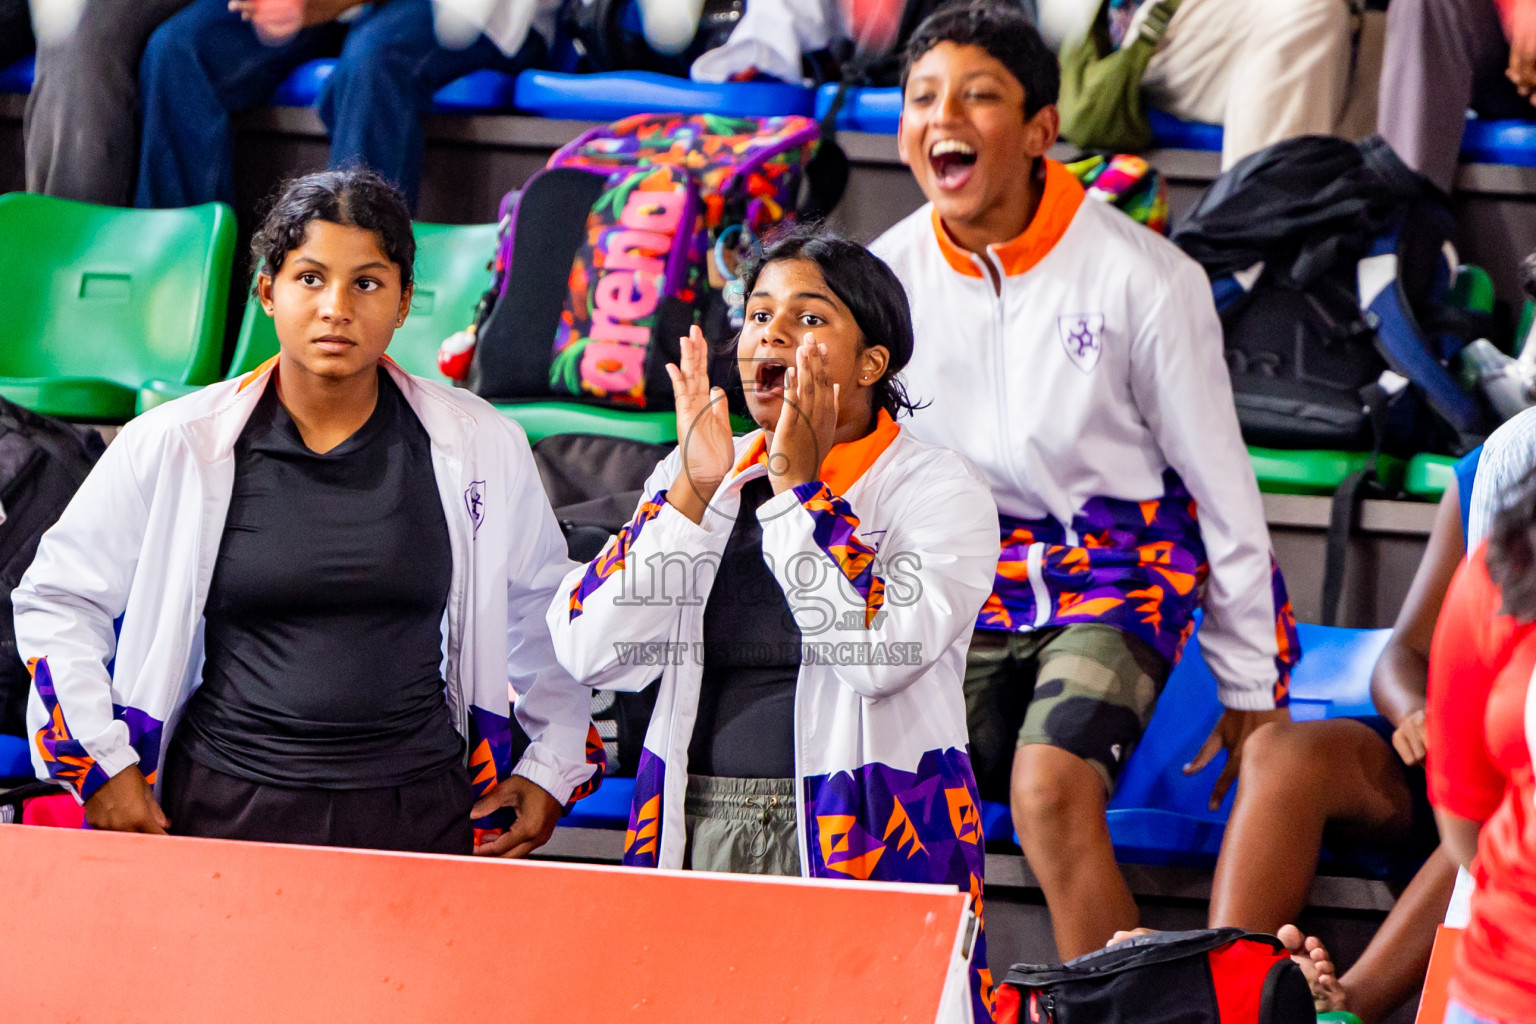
[1287,623,1389,723]
[0,54,33,94]
[814,84,901,134]
[1148,110,1223,152]
[564,775,634,829]
[1107,621,1232,824]
[513,70,814,121]
[1461,118,1536,167]
[0,735,32,779]
[270,58,518,113]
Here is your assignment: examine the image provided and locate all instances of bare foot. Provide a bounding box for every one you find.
[1106,927,1157,947]
[1277,924,1350,1014]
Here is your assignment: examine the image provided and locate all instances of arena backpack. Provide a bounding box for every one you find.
[440,113,842,410]
[997,928,1314,1024]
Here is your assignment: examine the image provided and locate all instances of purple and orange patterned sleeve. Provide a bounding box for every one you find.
[791,482,886,627]
[567,490,669,621]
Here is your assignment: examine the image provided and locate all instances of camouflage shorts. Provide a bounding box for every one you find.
[963,623,1170,798]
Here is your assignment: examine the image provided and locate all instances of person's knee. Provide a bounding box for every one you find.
[139,15,203,87]
[1237,720,1331,791]
[328,7,433,99]
[1011,747,1107,844]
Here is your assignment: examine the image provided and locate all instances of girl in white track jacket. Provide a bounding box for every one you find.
[17,171,598,855]
[547,228,1001,1022]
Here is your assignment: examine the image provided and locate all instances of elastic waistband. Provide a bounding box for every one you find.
[685,775,797,822]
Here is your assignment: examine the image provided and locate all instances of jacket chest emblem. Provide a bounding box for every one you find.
[1057,314,1105,374]
[465,480,486,534]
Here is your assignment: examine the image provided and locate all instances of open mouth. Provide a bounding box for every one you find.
[755,360,788,397]
[928,139,978,191]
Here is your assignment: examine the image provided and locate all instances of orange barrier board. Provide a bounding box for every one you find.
[0,825,974,1023]
[1415,926,1463,1024]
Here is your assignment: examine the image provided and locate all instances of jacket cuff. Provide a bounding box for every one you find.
[512,753,581,807]
[1216,685,1279,713]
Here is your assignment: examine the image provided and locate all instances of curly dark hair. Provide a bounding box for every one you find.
[251,167,416,290]
[1486,465,1536,621]
[737,223,921,421]
[900,0,1059,118]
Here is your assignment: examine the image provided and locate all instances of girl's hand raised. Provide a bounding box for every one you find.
[665,325,734,524]
[768,334,840,495]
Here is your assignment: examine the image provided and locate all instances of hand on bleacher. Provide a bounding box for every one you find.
[82,764,170,835]
[228,0,366,42]
[1508,9,1536,102]
[1183,708,1291,811]
[470,775,561,859]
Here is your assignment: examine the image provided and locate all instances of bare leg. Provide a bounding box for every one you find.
[1209,719,1413,932]
[1013,743,1137,960]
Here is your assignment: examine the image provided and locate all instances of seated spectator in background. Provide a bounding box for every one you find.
[1426,473,1536,1024]
[1043,0,1364,169]
[24,0,191,205]
[15,169,596,857]
[136,0,552,211]
[1199,449,1482,1023]
[872,1,1298,961]
[548,228,1001,1022]
[1378,0,1536,192]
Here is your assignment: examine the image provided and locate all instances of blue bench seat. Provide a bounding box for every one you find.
[982,620,1391,869]
[565,775,635,830]
[0,54,32,94]
[514,70,814,120]
[269,57,519,113]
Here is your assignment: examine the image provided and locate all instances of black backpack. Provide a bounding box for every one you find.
[563,0,746,75]
[998,929,1313,1024]
[531,432,670,774]
[1173,136,1492,458]
[0,398,105,738]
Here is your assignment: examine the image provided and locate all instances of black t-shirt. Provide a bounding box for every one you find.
[175,370,463,789]
[687,475,802,779]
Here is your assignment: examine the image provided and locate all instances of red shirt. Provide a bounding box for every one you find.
[1427,545,1536,1023]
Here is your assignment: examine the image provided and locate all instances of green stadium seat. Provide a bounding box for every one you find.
[1449,264,1495,315]
[496,401,678,445]
[1247,447,1406,496]
[1405,453,1458,501]
[0,194,235,422]
[136,220,498,414]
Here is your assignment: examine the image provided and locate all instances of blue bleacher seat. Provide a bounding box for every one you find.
[268,58,519,113]
[0,54,33,94]
[0,734,33,779]
[1461,117,1536,167]
[1147,109,1223,151]
[982,619,1393,867]
[1145,108,1536,168]
[432,68,519,113]
[564,775,635,829]
[813,84,901,133]
[513,70,815,121]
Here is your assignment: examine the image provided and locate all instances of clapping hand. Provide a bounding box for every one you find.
[768,333,840,495]
[665,325,734,524]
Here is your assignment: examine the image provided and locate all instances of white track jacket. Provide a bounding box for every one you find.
[16,358,599,818]
[872,159,1299,711]
[547,416,1001,1021]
